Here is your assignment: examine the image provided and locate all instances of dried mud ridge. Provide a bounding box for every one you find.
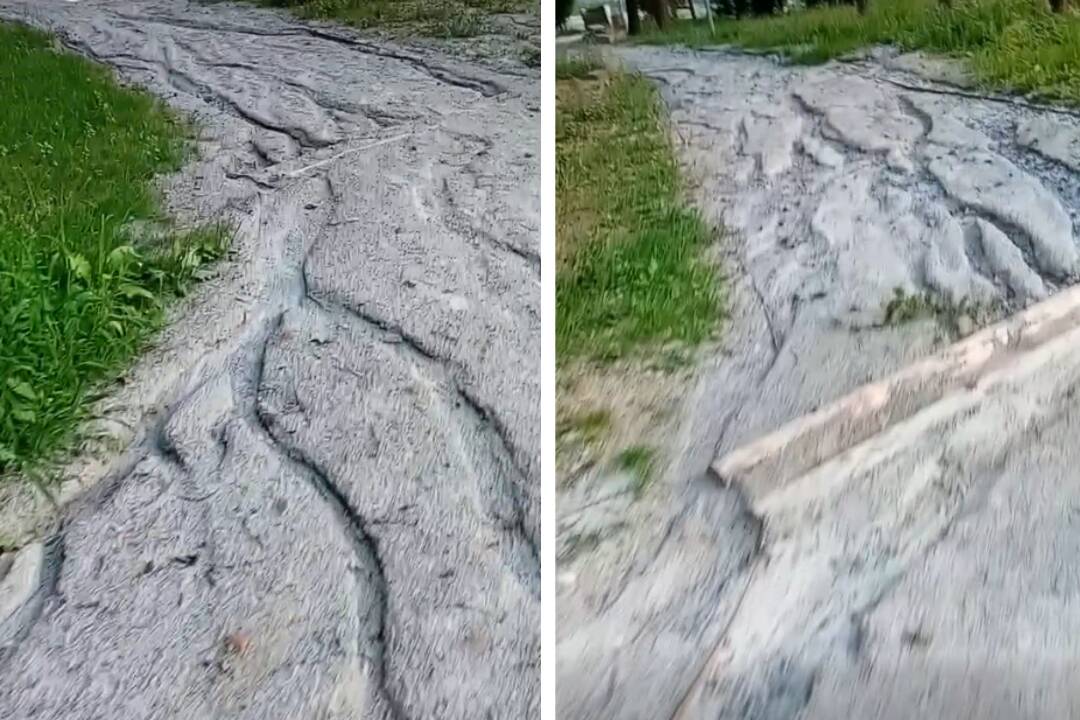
[558,47,1080,720]
[0,1,538,718]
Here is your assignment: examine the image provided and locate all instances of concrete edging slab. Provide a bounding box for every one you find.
[713,284,1080,507]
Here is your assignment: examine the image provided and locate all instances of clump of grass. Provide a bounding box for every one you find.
[520,45,541,67]
[436,11,485,37]
[883,287,941,325]
[0,24,227,476]
[614,444,656,496]
[640,0,1080,103]
[256,0,534,37]
[556,70,723,363]
[882,286,1000,335]
[556,55,604,79]
[557,408,613,447]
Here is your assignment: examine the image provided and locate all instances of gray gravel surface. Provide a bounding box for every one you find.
[0,1,538,718]
[558,46,1080,720]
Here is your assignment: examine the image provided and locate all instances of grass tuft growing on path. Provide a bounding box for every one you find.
[0,24,227,477]
[556,68,722,363]
[556,55,604,79]
[614,444,657,495]
[641,0,1080,103]
[256,0,534,37]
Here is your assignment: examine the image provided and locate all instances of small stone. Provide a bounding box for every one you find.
[956,314,974,337]
[223,632,252,656]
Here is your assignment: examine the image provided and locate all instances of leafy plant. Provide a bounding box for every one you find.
[0,24,227,476]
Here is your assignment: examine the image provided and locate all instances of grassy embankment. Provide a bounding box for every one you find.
[256,0,535,38]
[0,24,226,480]
[643,0,1080,103]
[555,56,724,487]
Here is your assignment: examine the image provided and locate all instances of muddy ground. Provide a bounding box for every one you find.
[0,1,538,718]
[558,45,1080,719]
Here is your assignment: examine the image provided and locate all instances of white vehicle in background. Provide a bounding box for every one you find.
[558,0,627,37]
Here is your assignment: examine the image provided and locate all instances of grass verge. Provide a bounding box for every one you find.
[255,0,534,37]
[556,55,604,79]
[641,0,1080,103]
[556,67,722,363]
[0,24,227,479]
[614,444,656,496]
[556,63,723,489]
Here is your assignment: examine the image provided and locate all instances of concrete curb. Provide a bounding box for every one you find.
[713,284,1080,507]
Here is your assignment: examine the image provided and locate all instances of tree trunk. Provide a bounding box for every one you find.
[1051,0,1067,12]
[643,0,669,28]
[556,0,576,25]
[627,0,642,35]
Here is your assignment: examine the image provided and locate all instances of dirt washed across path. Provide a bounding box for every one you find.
[0,1,538,718]
[558,46,1080,719]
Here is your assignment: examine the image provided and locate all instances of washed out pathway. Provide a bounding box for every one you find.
[558,45,1080,720]
[0,1,538,718]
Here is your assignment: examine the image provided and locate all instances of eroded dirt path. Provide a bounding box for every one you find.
[558,46,1080,719]
[0,1,537,718]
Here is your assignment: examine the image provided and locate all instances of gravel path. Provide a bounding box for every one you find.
[0,2,538,718]
[558,45,1080,720]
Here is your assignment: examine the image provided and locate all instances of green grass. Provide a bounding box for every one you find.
[556,408,613,446]
[556,56,604,79]
[882,286,1000,335]
[520,45,542,67]
[0,24,227,478]
[255,0,534,37]
[641,0,1080,103]
[556,71,723,363]
[614,444,656,495]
